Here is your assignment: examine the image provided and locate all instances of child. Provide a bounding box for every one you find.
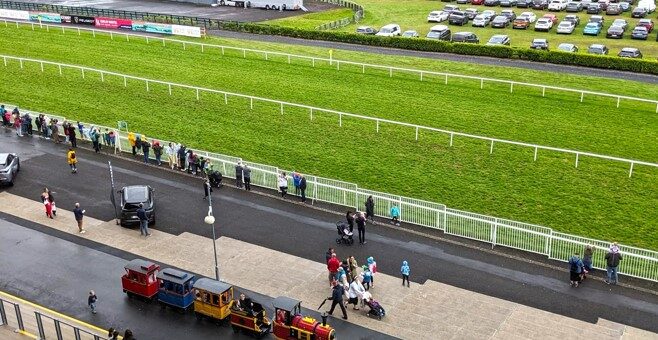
[88,290,97,314]
[367,257,377,288]
[401,260,410,287]
[362,265,372,291]
[390,205,401,226]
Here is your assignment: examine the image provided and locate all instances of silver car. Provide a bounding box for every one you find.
[0,153,20,186]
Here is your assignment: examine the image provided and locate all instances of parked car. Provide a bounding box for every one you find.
[472,0,485,5]
[583,22,602,35]
[564,14,581,26]
[637,19,654,32]
[517,0,531,7]
[565,1,583,11]
[119,185,155,226]
[452,31,480,43]
[519,11,537,22]
[542,13,558,24]
[606,25,625,38]
[611,18,629,30]
[619,2,631,11]
[487,34,511,45]
[457,0,471,4]
[637,0,656,12]
[606,3,622,14]
[402,30,420,38]
[631,6,648,17]
[532,0,549,9]
[534,18,554,31]
[449,11,470,25]
[356,26,378,35]
[501,9,517,19]
[556,20,576,33]
[587,43,609,54]
[586,3,601,13]
[482,9,498,19]
[597,0,610,10]
[444,4,461,13]
[500,0,518,6]
[631,25,649,39]
[465,8,480,19]
[472,14,492,26]
[618,47,642,58]
[484,0,501,6]
[492,15,511,27]
[557,43,579,52]
[588,15,604,26]
[530,38,549,49]
[0,153,20,186]
[513,17,531,28]
[376,24,402,36]
[427,11,450,22]
[426,24,452,40]
[548,0,567,11]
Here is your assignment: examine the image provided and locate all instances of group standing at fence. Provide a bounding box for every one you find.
[568,243,623,287]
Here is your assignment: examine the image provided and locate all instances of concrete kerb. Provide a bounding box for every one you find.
[33,136,658,296]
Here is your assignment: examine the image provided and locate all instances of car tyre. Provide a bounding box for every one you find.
[265,4,270,9]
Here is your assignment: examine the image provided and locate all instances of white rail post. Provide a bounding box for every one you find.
[616,97,620,108]
[40,62,43,72]
[389,67,392,77]
[243,49,246,58]
[449,133,453,147]
[442,206,447,230]
[510,83,514,93]
[312,58,315,67]
[337,61,340,70]
[145,80,149,92]
[575,153,579,168]
[310,108,313,120]
[46,25,49,32]
[168,84,172,95]
[287,55,290,64]
[491,218,498,248]
[264,52,268,60]
[201,44,204,52]
[250,97,253,109]
[420,71,423,81]
[444,74,448,85]
[19,59,23,69]
[80,68,84,78]
[162,38,165,46]
[415,126,418,141]
[196,88,199,100]
[123,76,127,87]
[224,93,227,104]
[58,65,61,75]
[126,34,129,42]
[221,46,224,55]
[339,113,342,127]
[580,92,584,102]
[183,42,186,50]
[280,103,284,115]
[376,120,379,132]
[489,140,494,154]
[480,79,483,89]
[629,162,634,178]
[110,32,113,40]
[542,87,546,97]
[100,71,104,82]
[146,36,149,44]
[62,25,64,33]
[31,22,34,30]
[534,146,538,161]
[92,30,95,37]
[656,103,658,113]
[77,27,80,35]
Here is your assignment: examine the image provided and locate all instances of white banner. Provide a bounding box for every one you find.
[171,24,201,38]
[0,9,29,20]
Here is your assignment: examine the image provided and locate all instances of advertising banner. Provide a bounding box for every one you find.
[131,21,172,35]
[61,15,95,25]
[94,17,133,30]
[171,24,202,38]
[0,9,30,20]
[28,12,62,23]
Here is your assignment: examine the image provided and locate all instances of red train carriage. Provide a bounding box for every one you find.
[272,297,335,340]
[121,259,160,299]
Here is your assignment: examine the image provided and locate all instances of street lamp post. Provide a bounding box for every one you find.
[204,182,220,281]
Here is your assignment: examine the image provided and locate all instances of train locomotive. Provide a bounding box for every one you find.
[121,259,335,339]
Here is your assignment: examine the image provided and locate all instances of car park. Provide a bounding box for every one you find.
[473,14,492,26]
[606,25,625,38]
[637,19,654,32]
[587,43,609,54]
[586,3,601,13]
[618,47,642,58]
[606,3,622,14]
[631,26,649,39]
[519,11,537,22]
[501,9,517,19]
[376,24,401,36]
[427,11,450,22]
[452,31,480,43]
[532,0,549,9]
[487,34,511,45]
[517,0,531,7]
[465,8,480,19]
[449,11,470,25]
[484,0,501,6]
[556,20,576,33]
[530,38,549,49]
[426,24,452,40]
[564,14,581,26]
[611,18,628,30]
[492,15,511,27]
[631,6,648,17]
[500,0,518,6]
[0,153,20,186]
[534,18,554,31]
[548,0,567,11]
[444,4,461,13]
[356,26,378,35]
[119,185,155,226]
[557,43,579,52]
[402,30,420,38]
[565,1,583,11]
[583,22,602,35]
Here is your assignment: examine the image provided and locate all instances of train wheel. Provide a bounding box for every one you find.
[195,312,202,320]
[160,301,167,309]
[232,325,240,333]
[126,291,134,298]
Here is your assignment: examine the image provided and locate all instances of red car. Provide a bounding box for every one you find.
[637,19,654,33]
[542,13,558,25]
[472,0,485,4]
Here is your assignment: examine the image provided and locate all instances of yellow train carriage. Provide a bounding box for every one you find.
[193,278,234,321]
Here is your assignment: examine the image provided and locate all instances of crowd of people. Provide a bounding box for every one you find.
[567,242,623,287]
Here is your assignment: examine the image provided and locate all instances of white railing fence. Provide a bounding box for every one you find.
[3,18,658,113]
[3,54,658,178]
[5,103,657,283]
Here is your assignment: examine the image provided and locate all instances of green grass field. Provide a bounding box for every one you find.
[264,0,658,59]
[0,24,657,250]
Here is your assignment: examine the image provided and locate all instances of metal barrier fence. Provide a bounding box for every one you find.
[2,52,658,178]
[0,293,105,340]
[314,0,364,30]
[5,103,657,282]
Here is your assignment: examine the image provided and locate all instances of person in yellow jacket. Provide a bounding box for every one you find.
[128,132,136,156]
[67,147,77,173]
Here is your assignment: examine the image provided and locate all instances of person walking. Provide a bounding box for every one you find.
[348,256,359,282]
[177,144,187,171]
[203,178,212,200]
[88,290,98,314]
[390,205,401,226]
[326,280,348,320]
[51,120,60,143]
[48,191,57,217]
[365,196,375,224]
[348,275,365,310]
[278,172,288,198]
[73,203,86,234]
[361,265,372,291]
[292,172,301,196]
[128,132,137,156]
[568,252,584,287]
[356,211,366,245]
[141,139,151,164]
[43,193,54,219]
[235,162,243,188]
[91,128,101,153]
[0,105,7,127]
[325,248,335,264]
[137,203,151,237]
[13,110,22,137]
[401,260,411,287]
[299,174,307,203]
[67,124,77,148]
[243,164,251,191]
[123,329,135,340]
[605,243,623,285]
[67,148,78,173]
[165,143,176,169]
[327,253,340,287]
[581,245,595,281]
[152,141,163,166]
[366,256,377,288]
[345,211,355,233]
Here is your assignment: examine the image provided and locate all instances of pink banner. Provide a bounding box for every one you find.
[94,17,133,30]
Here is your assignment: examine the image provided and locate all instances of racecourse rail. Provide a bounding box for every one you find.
[2,52,658,177]
[4,103,658,283]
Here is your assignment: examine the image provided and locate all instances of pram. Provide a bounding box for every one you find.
[361,292,385,320]
[335,221,354,246]
[208,170,223,188]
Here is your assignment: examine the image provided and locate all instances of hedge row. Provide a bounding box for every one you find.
[216,22,658,75]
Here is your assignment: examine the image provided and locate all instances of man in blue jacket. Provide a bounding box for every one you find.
[137,203,151,237]
[326,280,348,320]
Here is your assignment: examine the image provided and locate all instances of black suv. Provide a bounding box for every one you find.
[452,32,480,43]
[119,185,155,226]
[532,0,549,9]
[449,11,470,25]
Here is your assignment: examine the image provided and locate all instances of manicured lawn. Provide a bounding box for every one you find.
[264,0,658,59]
[266,7,355,29]
[0,24,657,250]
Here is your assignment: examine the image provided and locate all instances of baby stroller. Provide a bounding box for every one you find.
[208,170,223,188]
[362,292,385,320]
[335,221,354,246]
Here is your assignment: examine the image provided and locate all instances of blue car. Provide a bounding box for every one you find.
[583,22,602,35]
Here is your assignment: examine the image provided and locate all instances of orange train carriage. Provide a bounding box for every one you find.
[272,297,335,340]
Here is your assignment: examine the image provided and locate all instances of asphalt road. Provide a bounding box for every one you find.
[0,217,392,340]
[1,131,657,334]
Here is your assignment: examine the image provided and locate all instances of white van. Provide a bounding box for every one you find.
[376,24,402,37]
[637,0,656,12]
